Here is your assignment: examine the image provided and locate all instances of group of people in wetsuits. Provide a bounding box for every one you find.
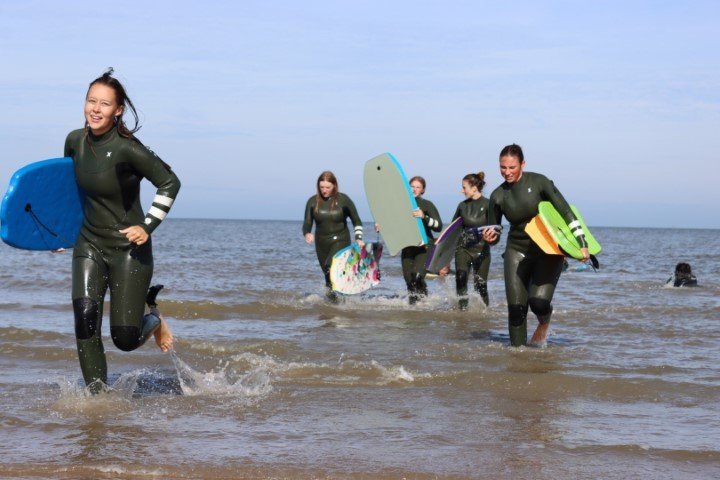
[303,144,592,348]
[61,69,594,394]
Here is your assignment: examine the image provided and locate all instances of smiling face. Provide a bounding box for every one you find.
[499,154,525,184]
[410,180,425,197]
[84,83,123,135]
[318,180,335,198]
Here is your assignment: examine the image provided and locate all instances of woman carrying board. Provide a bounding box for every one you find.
[448,172,492,310]
[303,171,364,303]
[400,176,442,305]
[64,69,181,392]
[483,144,588,347]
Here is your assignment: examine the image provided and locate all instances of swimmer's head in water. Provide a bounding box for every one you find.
[675,262,692,275]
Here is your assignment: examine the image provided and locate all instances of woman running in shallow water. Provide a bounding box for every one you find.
[64,69,180,392]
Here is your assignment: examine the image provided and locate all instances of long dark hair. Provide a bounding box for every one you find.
[463,171,485,192]
[315,171,339,212]
[86,67,140,138]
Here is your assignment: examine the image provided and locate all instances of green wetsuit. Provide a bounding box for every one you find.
[302,193,363,291]
[452,196,491,308]
[401,196,442,303]
[487,171,586,346]
[64,127,181,390]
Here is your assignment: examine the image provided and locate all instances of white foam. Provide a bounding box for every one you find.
[170,351,273,398]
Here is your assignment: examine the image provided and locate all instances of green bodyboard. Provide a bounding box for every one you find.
[537,201,601,260]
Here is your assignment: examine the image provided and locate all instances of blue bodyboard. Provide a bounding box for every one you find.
[1,157,84,250]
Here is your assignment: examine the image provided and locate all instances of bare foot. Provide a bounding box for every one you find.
[151,307,174,352]
[530,322,550,346]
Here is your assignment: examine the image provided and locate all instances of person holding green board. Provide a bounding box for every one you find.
[303,171,364,303]
[483,144,589,347]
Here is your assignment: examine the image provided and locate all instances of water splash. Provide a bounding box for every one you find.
[169,350,273,398]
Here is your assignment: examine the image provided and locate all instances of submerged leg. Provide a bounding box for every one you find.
[146,284,173,351]
[73,297,107,393]
[473,275,489,307]
[528,298,553,346]
[72,246,109,393]
[530,314,551,346]
[472,249,491,307]
[507,304,528,347]
[323,269,339,304]
[456,270,469,310]
[526,254,563,346]
[414,273,428,298]
[407,279,419,305]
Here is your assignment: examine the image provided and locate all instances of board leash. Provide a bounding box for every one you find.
[25,203,74,248]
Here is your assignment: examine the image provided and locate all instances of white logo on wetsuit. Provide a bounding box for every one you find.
[106,152,112,158]
[528,187,532,193]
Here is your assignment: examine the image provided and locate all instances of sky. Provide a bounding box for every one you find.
[1,0,718,229]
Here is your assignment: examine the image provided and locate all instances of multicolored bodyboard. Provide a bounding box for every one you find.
[330,242,383,294]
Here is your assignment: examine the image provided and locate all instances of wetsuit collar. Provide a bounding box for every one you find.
[86,126,118,145]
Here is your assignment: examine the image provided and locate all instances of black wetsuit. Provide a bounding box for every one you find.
[65,127,180,390]
[487,171,586,346]
[302,193,363,293]
[452,196,491,308]
[401,196,442,303]
[668,273,698,287]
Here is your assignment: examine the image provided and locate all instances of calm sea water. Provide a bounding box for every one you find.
[1,219,718,479]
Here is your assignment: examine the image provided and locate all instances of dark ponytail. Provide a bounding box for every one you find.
[462,171,486,192]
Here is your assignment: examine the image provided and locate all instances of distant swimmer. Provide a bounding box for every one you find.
[667,262,698,287]
[65,69,180,393]
[303,171,364,303]
[483,144,589,347]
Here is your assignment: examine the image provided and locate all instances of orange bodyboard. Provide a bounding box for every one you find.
[525,215,563,255]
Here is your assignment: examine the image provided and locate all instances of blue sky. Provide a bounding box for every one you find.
[1,0,718,228]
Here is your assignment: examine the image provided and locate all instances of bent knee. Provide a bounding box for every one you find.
[73,297,100,340]
[528,298,552,316]
[111,326,141,352]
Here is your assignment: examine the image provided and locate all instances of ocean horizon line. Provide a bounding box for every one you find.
[164,217,719,232]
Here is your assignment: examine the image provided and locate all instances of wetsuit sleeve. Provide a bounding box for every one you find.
[63,134,74,158]
[486,191,503,246]
[125,142,181,234]
[540,176,588,249]
[452,204,462,222]
[63,129,83,158]
[423,201,443,232]
[302,197,315,235]
[343,195,364,241]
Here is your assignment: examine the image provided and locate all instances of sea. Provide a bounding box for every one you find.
[1,219,718,480]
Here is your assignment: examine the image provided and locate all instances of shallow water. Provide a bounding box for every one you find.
[1,220,719,479]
